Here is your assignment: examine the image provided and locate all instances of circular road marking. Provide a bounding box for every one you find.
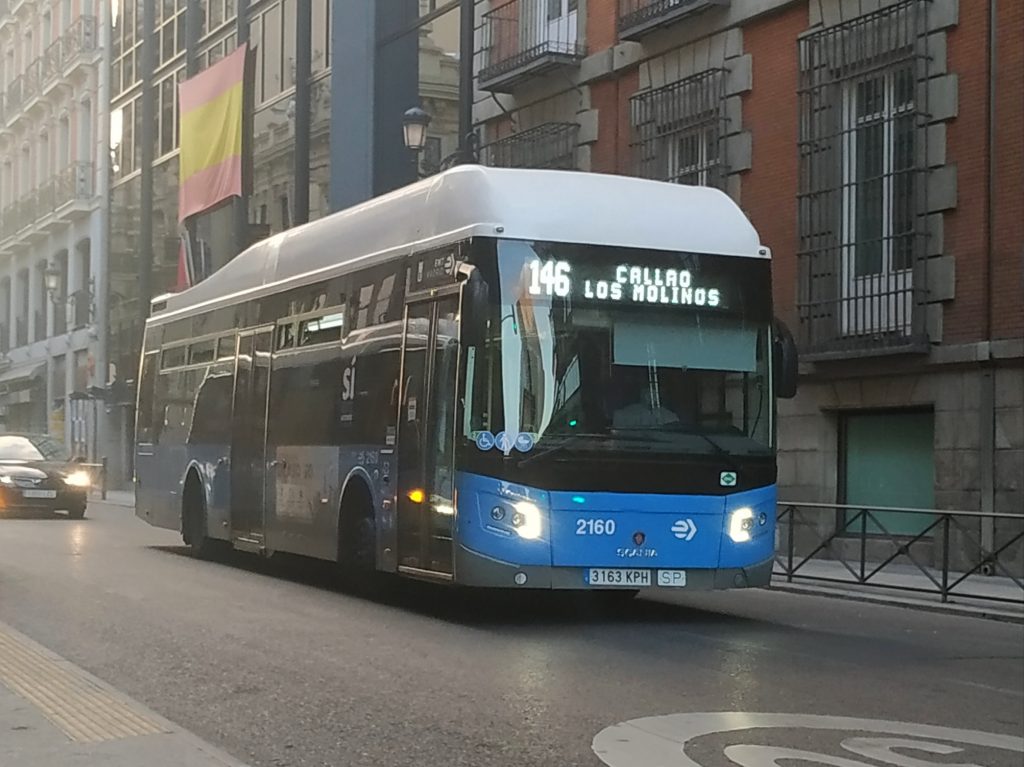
[592,712,1024,767]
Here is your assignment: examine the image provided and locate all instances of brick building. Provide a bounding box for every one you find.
[473,0,1023,567]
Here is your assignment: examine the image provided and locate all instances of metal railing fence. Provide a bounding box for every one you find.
[776,502,1024,606]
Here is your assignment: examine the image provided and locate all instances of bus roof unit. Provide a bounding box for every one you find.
[152,165,766,322]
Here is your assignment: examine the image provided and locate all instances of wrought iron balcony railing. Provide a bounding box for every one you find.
[22,56,43,102]
[41,38,64,87]
[61,15,98,70]
[480,122,580,170]
[54,162,95,206]
[0,164,96,243]
[479,0,584,92]
[618,0,729,41]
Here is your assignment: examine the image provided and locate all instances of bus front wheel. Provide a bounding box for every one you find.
[338,480,376,573]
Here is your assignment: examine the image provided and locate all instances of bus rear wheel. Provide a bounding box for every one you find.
[183,475,216,560]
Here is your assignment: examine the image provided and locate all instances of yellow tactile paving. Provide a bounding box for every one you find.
[0,626,168,743]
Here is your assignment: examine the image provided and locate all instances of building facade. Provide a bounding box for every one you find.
[472,0,1023,569]
[0,0,108,458]
[107,0,463,486]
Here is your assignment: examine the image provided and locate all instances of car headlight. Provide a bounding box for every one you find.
[728,507,755,543]
[0,475,12,485]
[64,470,91,488]
[510,501,542,540]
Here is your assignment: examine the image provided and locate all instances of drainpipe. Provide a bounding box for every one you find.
[980,0,997,560]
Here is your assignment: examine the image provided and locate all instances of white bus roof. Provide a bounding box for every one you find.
[152,165,767,323]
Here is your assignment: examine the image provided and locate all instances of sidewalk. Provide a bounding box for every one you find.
[91,489,135,508]
[0,621,249,767]
[771,559,1024,623]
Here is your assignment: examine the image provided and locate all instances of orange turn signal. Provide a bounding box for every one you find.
[407,489,425,504]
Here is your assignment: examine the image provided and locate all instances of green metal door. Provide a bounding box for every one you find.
[843,411,935,536]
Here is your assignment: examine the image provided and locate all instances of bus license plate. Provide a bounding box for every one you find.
[23,490,57,499]
[586,568,651,587]
[657,570,688,587]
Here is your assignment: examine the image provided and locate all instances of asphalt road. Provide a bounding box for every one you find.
[1,501,1022,767]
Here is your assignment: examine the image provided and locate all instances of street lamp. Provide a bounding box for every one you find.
[44,263,62,301]
[402,107,432,153]
[44,261,94,323]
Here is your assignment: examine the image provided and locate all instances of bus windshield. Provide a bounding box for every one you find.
[463,240,773,459]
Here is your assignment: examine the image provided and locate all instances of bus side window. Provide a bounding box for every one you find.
[276,323,295,351]
[136,353,157,443]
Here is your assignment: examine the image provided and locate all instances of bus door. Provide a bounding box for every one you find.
[395,292,460,577]
[230,327,272,548]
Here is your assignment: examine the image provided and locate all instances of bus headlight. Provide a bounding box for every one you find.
[511,501,542,540]
[728,507,755,543]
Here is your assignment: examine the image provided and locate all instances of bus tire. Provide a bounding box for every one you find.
[182,473,215,560]
[338,479,376,573]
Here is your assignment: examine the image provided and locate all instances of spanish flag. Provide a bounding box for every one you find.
[178,44,249,223]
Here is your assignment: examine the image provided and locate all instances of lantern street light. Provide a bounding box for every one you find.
[402,107,432,153]
[44,263,62,299]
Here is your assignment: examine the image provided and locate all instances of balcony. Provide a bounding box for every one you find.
[478,0,584,93]
[618,0,729,41]
[60,16,99,75]
[53,162,95,217]
[40,39,65,94]
[480,122,580,169]
[35,178,64,232]
[0,164,96,247]
[15,196,37,234]
[21,57,44,113]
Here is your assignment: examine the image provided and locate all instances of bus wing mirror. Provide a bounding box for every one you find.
[773,319,799,399]
[458,265,488,347]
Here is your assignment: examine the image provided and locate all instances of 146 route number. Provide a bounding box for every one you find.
[576,518,616,535]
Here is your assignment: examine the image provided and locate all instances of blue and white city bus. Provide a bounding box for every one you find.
[134,165,798,593]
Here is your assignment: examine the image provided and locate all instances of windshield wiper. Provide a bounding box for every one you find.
[517,431,666,467]
[516,433,600,467]
[612,425,742,473]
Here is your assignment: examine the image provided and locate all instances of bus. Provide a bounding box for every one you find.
[134,165,798,593]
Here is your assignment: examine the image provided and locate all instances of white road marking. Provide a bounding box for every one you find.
[591,712,1024,767]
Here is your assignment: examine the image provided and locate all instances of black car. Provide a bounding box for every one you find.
[0,434,90,519]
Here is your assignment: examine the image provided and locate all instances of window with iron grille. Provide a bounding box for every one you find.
[797,1,929,355]
[630,69,726,189]
[480,122,580,170]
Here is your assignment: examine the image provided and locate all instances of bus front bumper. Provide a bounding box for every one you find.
[453,545,774,590]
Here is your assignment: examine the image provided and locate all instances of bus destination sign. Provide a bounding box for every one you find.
[410,251,457,291]
[525,258,722,308]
